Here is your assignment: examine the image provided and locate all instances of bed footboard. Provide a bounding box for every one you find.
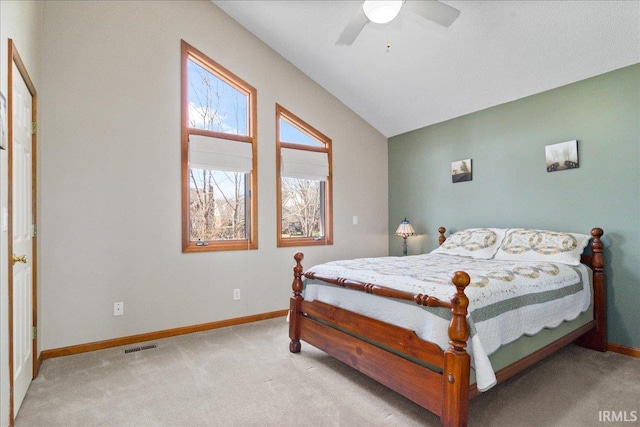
[576,227,607,351]
[289,252,304,354]
[289,252,472,427]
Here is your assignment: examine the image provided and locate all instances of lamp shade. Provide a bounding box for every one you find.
[395,218,416,238]
[363,0,403,24]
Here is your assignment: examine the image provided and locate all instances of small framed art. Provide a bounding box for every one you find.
[545,140,578,172]
[451,159,472,183]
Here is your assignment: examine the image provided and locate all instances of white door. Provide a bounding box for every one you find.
[11,60,34,417]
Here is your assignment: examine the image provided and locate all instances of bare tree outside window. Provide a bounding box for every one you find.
[188,60,247,135]
[189,170,246,241]
[187,59,249,242]
[181,41,257,252]
[276,104,333,247]
[281,178,322,238]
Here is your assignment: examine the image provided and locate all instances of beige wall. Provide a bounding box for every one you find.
[38,0,388,351]
[0,1,42,424]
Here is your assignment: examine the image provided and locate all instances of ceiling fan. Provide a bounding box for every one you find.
[336,0,461,46]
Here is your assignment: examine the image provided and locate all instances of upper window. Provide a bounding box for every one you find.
[181,41,258,252]
[276,104,333,247]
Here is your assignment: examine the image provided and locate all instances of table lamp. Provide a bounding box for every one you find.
[395,218,416,256]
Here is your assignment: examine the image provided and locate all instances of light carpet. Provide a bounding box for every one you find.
[15,317,640,426]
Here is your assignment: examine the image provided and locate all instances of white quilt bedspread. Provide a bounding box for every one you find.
[303,253,591,392]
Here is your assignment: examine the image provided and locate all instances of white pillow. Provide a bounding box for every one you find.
[431,228,507,259]
[493,228,590,265]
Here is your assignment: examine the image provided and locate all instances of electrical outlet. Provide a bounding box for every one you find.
[113,302,124,316]
[233,289,241,300]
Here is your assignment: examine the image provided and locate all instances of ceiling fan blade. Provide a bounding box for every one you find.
[404,0,461,27]
[336,5,369,46]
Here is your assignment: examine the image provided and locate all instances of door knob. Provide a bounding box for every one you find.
[12,254,27,264]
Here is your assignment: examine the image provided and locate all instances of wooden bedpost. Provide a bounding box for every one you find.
[289,252,304,353]
[438,227,447,246]
[442,271,471,427]
[576,228,607,352]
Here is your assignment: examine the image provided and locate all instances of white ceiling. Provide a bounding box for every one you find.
[212,1,640,137]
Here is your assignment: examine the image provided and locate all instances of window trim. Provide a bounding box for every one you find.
[276,104,333,247]
[181,40,258,252]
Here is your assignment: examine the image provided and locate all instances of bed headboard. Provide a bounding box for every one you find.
[438,227,447,246]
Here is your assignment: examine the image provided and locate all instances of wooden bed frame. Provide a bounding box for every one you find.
[289,227,606,427]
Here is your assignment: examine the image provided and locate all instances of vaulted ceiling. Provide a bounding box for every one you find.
[212,1,640,137]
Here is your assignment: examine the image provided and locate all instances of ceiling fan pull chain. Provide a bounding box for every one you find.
[386,26,391,52]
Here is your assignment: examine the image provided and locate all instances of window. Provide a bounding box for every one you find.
[276,104,333,247]
[181,41,257,252]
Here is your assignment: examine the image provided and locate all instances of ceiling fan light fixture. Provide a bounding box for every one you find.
[363,0,403,24]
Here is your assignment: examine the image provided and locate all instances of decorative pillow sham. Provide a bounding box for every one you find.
[430,228,507,259]
[493,228,590,266]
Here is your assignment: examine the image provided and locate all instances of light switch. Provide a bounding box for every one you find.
[353,216,358,225]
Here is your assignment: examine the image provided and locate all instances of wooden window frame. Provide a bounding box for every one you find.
[181,40,258,252]
[276,104,333,248]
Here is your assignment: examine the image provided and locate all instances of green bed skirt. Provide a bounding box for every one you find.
[470,308,593,385]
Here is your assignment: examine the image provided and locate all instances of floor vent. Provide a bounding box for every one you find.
[124,344,157,354]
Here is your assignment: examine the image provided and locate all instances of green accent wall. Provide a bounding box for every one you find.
[388,64,640,349]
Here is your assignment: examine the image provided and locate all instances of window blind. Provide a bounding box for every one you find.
[188,134,253,173]
[281,148,329,181]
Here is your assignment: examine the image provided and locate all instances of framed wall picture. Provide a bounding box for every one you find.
[0,92,7,150]
[545,140,578,172]
[451,158,472,183]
